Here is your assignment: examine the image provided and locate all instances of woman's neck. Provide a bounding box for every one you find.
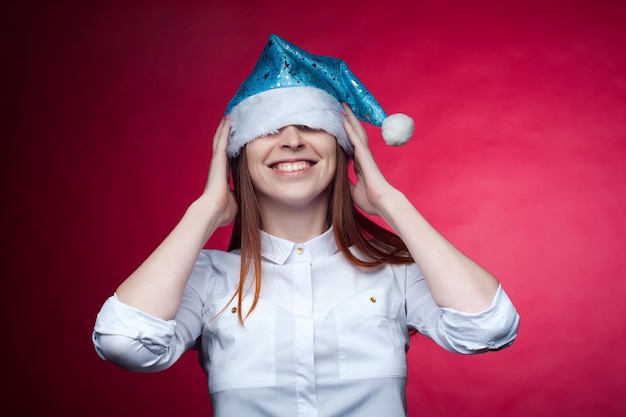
[257,194,330,243]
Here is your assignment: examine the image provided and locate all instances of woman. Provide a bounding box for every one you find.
[93,35,519,417]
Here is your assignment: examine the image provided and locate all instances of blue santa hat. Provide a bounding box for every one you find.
[225,34,414,158]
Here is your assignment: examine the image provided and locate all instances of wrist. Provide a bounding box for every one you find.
[376,188,408,215]
[186,195,224,235]
[375,189,416,231]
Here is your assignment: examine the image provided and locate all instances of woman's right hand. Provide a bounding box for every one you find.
[114,116,238,319]
[201,116,238,227]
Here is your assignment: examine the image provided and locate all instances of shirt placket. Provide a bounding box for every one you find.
[291,246,318,417]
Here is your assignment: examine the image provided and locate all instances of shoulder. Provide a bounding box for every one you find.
[196,248,240,266]
[187,249,241,297]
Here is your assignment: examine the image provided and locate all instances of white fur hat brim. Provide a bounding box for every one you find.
[227,86,350,158]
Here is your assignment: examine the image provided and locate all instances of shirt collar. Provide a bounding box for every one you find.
[260,226,339,265]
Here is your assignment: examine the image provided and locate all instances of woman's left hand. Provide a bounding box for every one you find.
[342,103,399,217]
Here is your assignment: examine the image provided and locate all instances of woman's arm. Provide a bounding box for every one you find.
[343,104,499,313]
[114,117,237,320]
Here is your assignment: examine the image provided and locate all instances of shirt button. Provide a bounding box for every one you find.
[296,247,304,255]
[370,296,377,303]
[231,307,237,313]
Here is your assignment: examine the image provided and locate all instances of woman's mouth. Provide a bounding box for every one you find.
[272,161,313,172]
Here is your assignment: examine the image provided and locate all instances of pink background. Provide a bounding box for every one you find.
[3,0,625,416]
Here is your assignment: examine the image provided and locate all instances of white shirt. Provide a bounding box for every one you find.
[93,227,519,417]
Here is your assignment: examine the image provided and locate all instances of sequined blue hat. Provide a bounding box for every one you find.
[225,34,414,158]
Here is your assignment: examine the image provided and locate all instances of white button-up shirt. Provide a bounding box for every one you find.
[93,227,519,417]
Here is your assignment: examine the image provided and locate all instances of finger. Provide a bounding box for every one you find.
[217,117,232,155]
[212,116,231,155]
[207,117,232,188]
[342,112,366,150]
[211,118,224,154]
[343,115,375,175]
[342,103,359,125]
[342,103,368,143]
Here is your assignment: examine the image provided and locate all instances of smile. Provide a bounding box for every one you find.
[272,161,313,172]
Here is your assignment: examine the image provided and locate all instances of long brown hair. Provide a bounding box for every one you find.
[226,144,414,323]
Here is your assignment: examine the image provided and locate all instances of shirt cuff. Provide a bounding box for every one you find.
[439,285,520,353]
[93,294,177,355]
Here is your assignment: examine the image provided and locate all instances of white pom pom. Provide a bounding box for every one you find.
[381,113,414,146]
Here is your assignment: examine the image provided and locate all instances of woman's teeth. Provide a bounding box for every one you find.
[273,161,311,172]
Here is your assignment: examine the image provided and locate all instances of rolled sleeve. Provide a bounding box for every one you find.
[405,263,520,355]
[92,294,178,371]
[438,285,520,353]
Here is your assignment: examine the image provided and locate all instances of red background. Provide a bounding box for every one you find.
[3,1,626,416]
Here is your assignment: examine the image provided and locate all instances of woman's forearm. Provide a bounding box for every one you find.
[378,189,500,313]
[115,195,224,320]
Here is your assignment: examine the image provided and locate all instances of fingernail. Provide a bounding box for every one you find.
[225,114,230,120]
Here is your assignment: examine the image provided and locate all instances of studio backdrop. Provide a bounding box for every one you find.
[3,1,625,416]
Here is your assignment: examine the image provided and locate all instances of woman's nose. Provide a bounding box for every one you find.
[279,125,304,150]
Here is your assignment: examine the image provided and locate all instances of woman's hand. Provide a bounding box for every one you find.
[201,116,238,227]
[342,103,399,217]
[115,116,239,319]
[343,104,501,312]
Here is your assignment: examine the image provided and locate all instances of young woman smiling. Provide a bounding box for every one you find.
[93,35,520,417]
